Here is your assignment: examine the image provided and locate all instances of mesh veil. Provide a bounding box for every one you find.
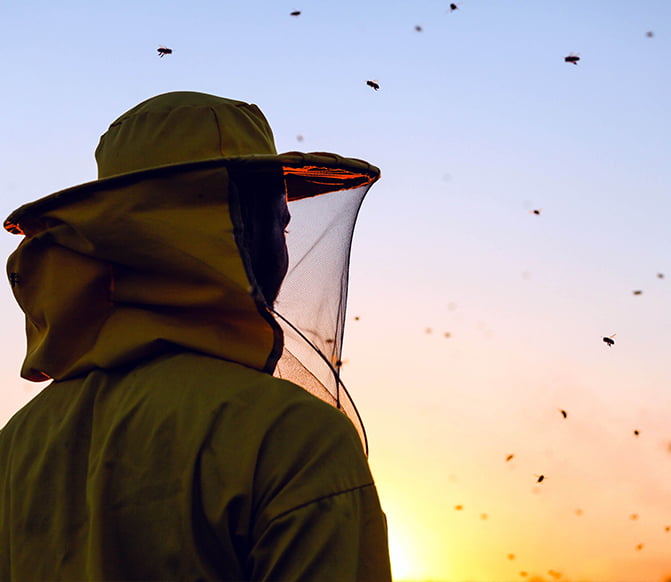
[272,184,371,453]
[3,152,377,455]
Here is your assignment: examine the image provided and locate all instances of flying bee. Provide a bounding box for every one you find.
[415,25,423,32]
[559,409,567,419]
[602,334,616,347]
[157,46,172,57]
[296,134,304,142]
[535,474,545,483]
[564,53,580,65]
[449,3,459,11]
[646,31,654,38]
[657,273,664,279]
[366,79,380,91]
[633,290,643,295]
[454,504,463,510]
[290,10,301,16]
[634,429,639,437]
[529,208,542,215]
[506,453,514,462]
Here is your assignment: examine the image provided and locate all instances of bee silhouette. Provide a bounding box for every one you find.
[646,31,654,38]
[296,135,304,142]
[529,208,542,215]
[290,10,301,16]
[415,25,423,32]
[634,429,640,437]
[535,474,545,483]
[157,46,172,57]
[366,80,380,91]
[602,334,616,347]
[633,290,643,295]
[658,273,665,279]
[564,53,580,65]
[506,453,514,462]
[454,504,463,510]
[449,3,459,11]
[559,409,567,419]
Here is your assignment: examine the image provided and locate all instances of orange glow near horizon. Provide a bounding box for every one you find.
[343,294,671,582]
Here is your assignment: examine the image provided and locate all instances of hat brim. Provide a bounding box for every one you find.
[4,152,380,235]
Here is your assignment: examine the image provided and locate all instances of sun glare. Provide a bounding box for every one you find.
[387,526,414,581]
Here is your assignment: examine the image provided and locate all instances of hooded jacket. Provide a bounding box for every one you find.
[0,162,391,581]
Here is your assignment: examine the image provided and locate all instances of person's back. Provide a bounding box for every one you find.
[0,351,388,581]
[0,92,391,581]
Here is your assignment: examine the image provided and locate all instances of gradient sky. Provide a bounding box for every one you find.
[2,1,671,581]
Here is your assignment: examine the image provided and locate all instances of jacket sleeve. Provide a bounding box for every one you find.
[245,388,392,582]
[249,483,391,582]
[199,377,392,582]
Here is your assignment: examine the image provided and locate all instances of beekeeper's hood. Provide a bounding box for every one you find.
[4,92,379,450]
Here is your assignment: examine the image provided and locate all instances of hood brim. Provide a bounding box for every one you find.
[4,152,380,235]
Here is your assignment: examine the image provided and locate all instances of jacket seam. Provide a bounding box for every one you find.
[266,482,375,525]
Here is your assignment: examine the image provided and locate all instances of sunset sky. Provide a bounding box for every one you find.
[2,1,671,580]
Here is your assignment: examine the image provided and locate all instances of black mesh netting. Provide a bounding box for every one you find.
[272,184,371,454]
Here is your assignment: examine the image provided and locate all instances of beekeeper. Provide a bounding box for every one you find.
[0,92,391,581]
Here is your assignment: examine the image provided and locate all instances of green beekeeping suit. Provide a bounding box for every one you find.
[0,92,392,582]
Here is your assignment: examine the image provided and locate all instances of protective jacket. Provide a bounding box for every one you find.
[0,93,391,581]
